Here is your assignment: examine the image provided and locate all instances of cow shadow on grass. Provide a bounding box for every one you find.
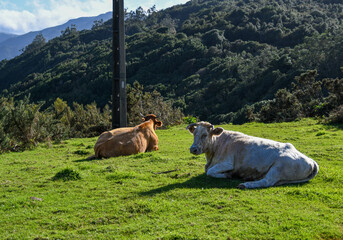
[73,157,100,163]
[140,173,309,196]
[140,173,242,196]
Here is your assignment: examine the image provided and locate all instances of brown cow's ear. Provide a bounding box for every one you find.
[156,121,162,127]
[186,123,197,134]
[211,127,224,136]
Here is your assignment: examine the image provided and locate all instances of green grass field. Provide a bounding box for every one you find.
[1,119,342,239]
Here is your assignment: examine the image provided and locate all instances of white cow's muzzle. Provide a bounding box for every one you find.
[190,145,202,155]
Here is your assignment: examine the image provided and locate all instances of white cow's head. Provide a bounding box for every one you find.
[186,122,223,155]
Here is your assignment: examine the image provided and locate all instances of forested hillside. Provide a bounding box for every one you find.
[0,0,342,123]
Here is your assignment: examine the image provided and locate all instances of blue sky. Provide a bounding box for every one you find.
[0,0,189,35]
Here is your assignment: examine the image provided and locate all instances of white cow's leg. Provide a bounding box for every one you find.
[207,162,234,179]
[238,166,280,189]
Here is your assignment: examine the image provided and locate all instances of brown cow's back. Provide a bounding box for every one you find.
[94,127,134,151]
[94,120,159,158]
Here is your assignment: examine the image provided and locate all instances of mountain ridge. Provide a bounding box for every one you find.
[0,12,112,61]
[0,32,18,44]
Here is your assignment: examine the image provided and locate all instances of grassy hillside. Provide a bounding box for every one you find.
[1,119,342,239]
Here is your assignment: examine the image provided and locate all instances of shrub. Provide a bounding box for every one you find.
[323,77,343,114]
[326,105,343,124]
[0,96,55,152]
[291,70,323,117]
[184,116,197,124]
[52,168,81,181]
[0,87,185,152]
[256,69,343,123]
[127,81,184,127]
[49,98,112,139]
[70,102,111,137]
[259,89,301,123]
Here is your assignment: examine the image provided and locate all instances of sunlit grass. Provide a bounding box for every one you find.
[0,119,342,239]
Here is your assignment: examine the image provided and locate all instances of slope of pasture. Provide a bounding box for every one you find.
[0,119,342,239]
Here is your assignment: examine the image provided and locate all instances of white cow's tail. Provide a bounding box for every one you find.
[277,160,319,186]
[306,160,319,182]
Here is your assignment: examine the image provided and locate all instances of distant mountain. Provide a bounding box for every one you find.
[0,33,17,44]
[0,12,112,61]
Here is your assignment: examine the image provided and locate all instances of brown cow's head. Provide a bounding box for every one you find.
[140,113,163,130]
[186,122,223,155]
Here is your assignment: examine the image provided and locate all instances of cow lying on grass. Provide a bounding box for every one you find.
[90,114,162,159]
[187,122,319,189]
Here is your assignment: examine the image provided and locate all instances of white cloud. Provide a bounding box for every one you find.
[0,0,190,35]
[0,9,36,34]
[0,0,112,34]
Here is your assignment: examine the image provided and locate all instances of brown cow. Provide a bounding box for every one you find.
[91,114,162,159]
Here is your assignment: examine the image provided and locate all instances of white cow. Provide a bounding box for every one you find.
[187,122,319,189]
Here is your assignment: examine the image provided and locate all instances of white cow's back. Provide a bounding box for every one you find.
[207,130,318,187]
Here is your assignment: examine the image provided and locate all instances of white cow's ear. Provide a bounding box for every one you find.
[211,127,224,136]
[186,123,197,134]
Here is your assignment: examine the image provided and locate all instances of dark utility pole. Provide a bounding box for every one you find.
[112,0,127,129]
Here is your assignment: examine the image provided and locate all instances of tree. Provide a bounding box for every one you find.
[22,33,46,54]
[92,19,104,29]
[61,24,78,37]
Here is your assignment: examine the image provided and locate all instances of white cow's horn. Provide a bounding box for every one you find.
[186,123,198,130]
